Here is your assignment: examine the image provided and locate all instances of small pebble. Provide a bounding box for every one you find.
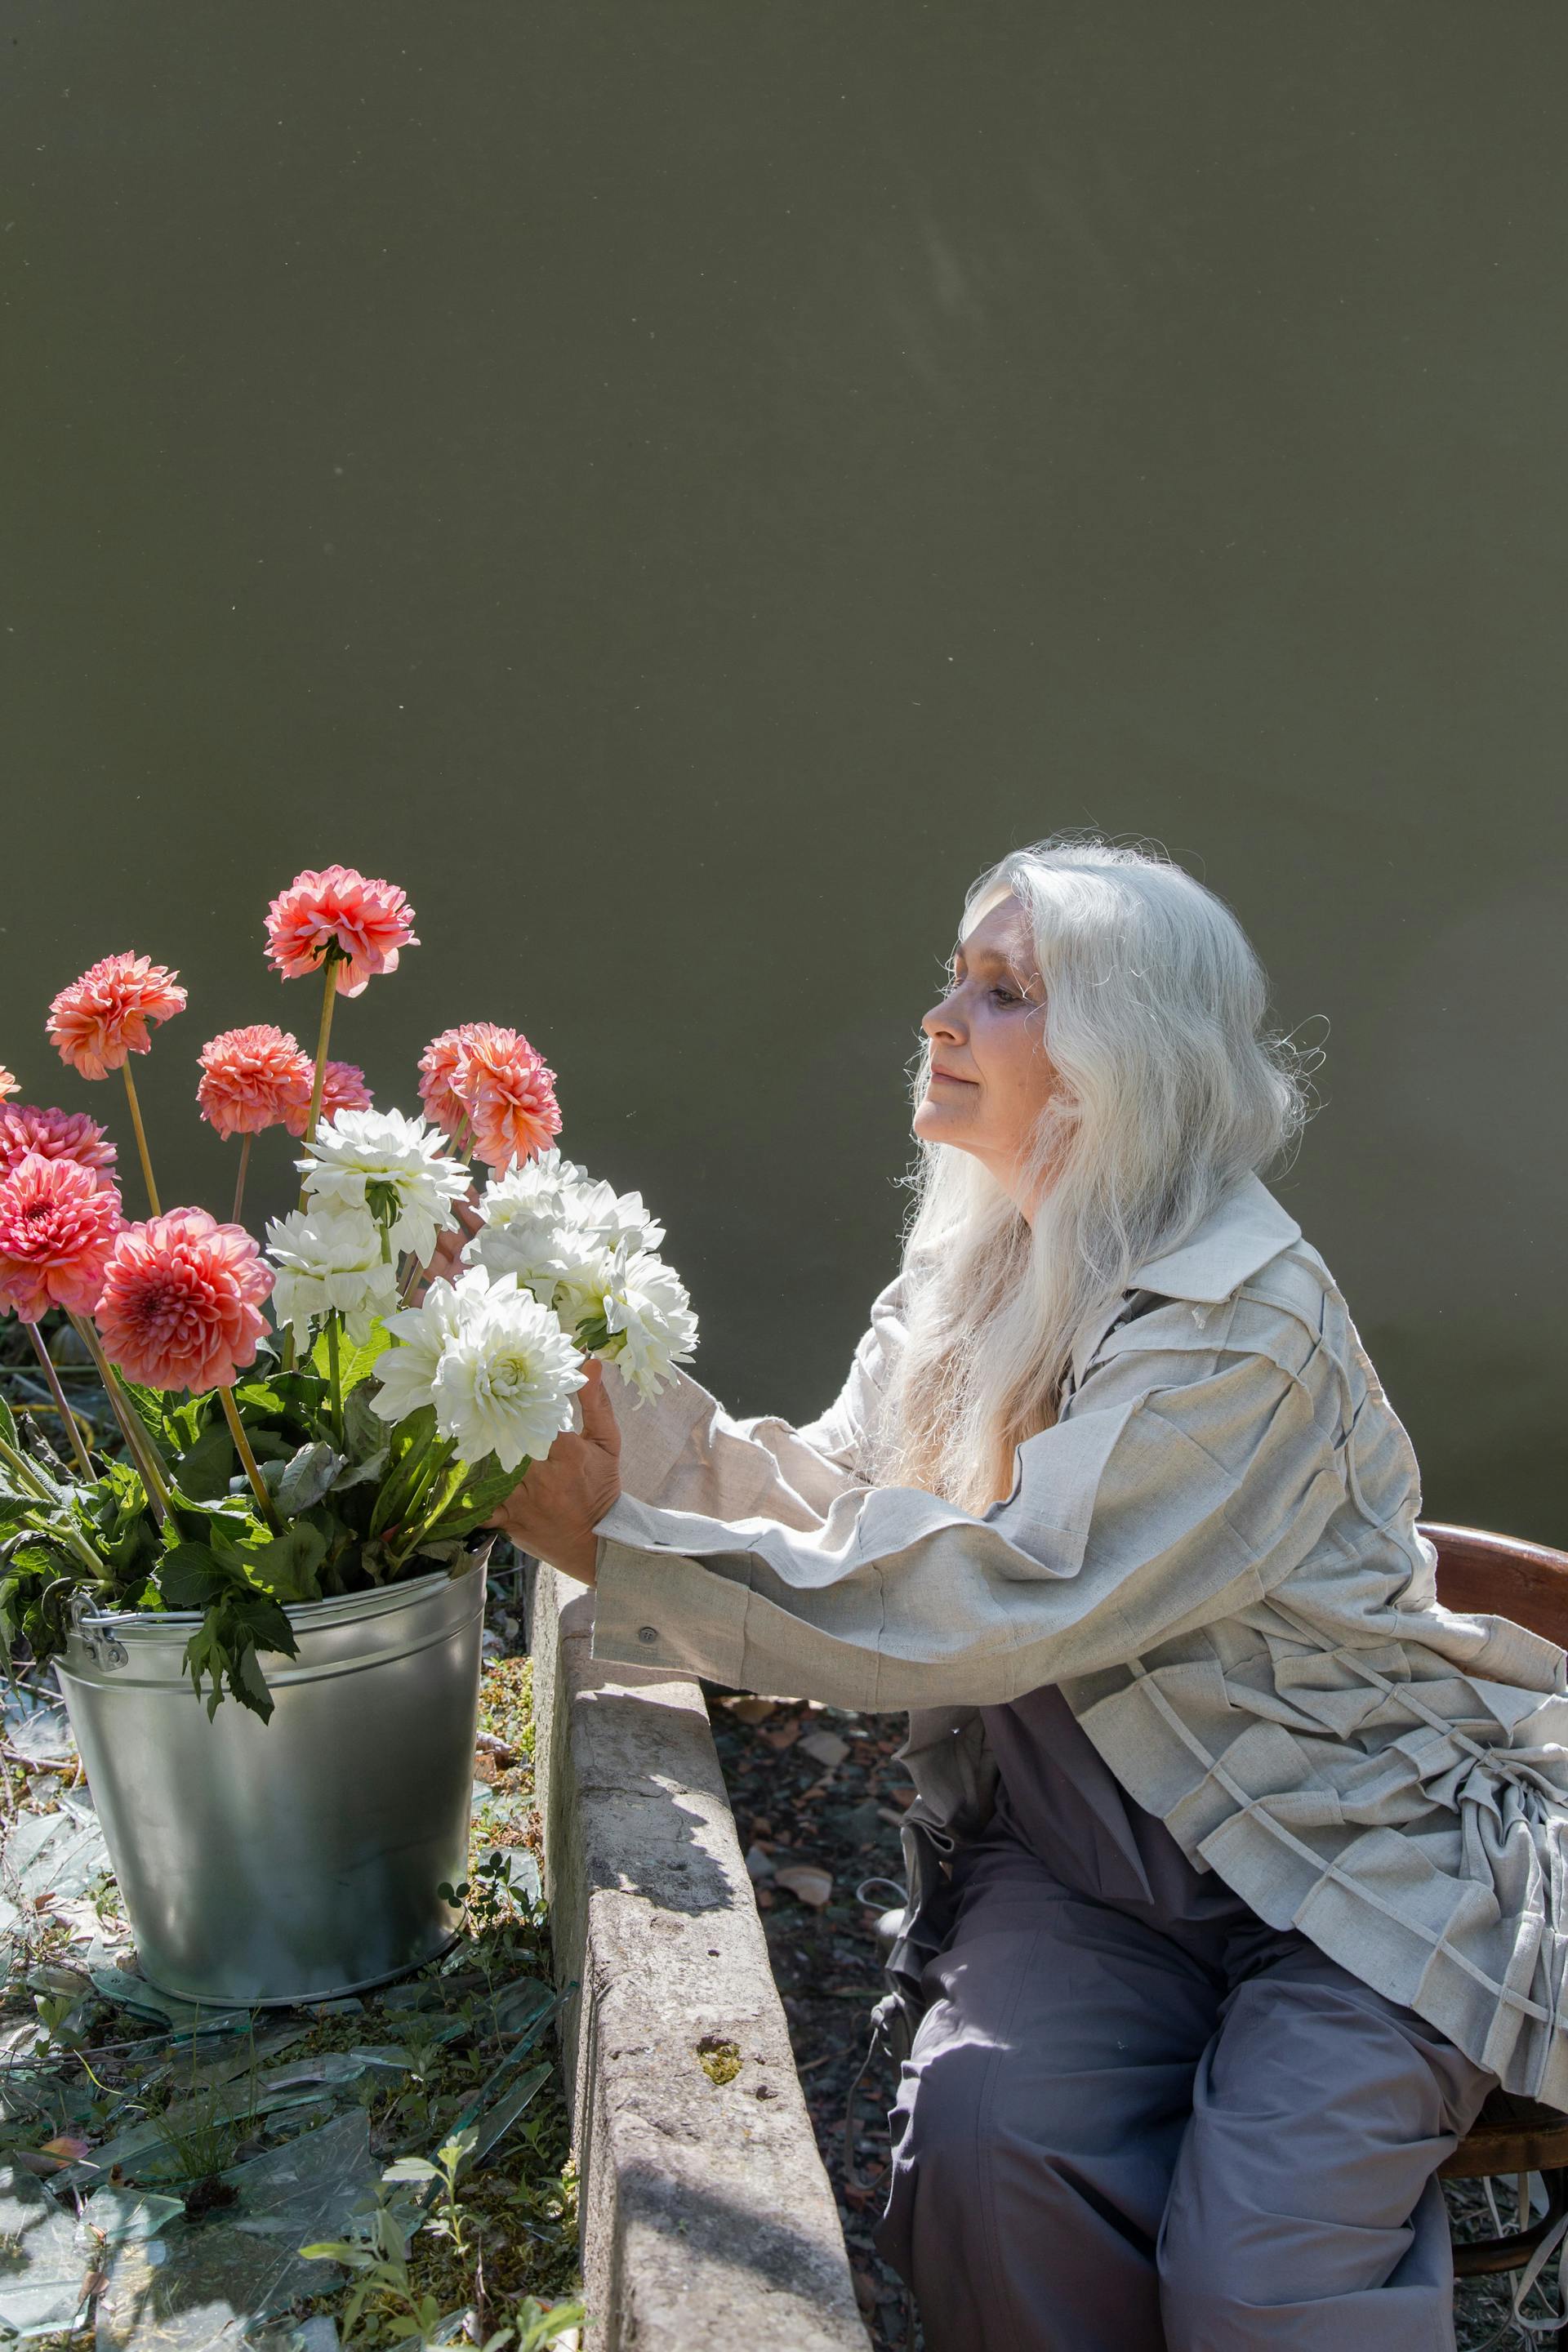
[773,1864,834,1909]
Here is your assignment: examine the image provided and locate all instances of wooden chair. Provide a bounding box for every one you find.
[1423,1522,1568,2336]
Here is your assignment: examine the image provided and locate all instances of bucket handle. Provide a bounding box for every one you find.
[69,1592,128,1672]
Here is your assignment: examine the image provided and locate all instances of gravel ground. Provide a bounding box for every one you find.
[706,1691,913,2351]
[706,1689,1552,2352]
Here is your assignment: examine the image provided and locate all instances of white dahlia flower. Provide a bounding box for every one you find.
[546,1230,622,1339]
[599,1248,698,1402]
[265,1205,402,1343]
[368,1267,494,1429]
[466,1152,664,1285]
[563,1175,664,1254]
[429,1282,586,1472]
[299,1107,470,1263]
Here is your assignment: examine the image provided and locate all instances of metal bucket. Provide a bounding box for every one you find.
[54,1562,488,2007]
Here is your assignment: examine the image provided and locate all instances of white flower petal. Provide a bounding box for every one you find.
[298,1107,470,1261]
[265,1205,402,1343]
[429,1286,586,1472]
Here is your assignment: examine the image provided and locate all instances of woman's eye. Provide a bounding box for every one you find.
[989,985,1022,1006]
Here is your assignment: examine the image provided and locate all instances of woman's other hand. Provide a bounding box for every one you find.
[419,1200,483,1297]
[488,1357,622,1585]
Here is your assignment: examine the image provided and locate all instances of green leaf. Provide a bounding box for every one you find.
[174,1419,235,1502]
[274,1441,343,1517]
[343,1382,386,1452]
[330,1443,390,1494]
[424,1458,527,1542]
[235,1642,276,1713]
[0,1391,17,1454]
[380,2156,439,2184]
[154,1541,225,1610]
[232,1369,327,1422]
[234,1521,327,1604]
[311,1318,392,1394]
[116,1382,179,1466]
[179,1584,298,1718]
[165,1490,265,1553]
[368,1409,439,1539]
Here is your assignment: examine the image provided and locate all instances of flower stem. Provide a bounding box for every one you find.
[219,1386,281,1532]
[389,1440,458,1566]
[325,1312,345,1450]
[297,951,341,1205]
[69,1313,170,1526]
[24,1324,95,1479]
[231,1134,252,1226]
[120,1062,160,1215]
[0,1429,108,1579]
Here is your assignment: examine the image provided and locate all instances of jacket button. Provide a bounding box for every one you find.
[637,1625,659,1646]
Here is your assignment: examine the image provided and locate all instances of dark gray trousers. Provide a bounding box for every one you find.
[874,1851,1494,2350]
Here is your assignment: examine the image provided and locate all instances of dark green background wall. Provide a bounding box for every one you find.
[4,5,1564,1535]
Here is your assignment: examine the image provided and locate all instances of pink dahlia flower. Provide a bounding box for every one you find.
[0,1067,16,1101]
[0,1105,118,1184]
[96,1209,274,1392]
[47,953,188,1080]
[460,1024,562,1173]
[265,866,418,998]
[197,1024,314,1139]
[0,1154,123,1322]
[282,1058,372,1138]
[416,1025,479,1137]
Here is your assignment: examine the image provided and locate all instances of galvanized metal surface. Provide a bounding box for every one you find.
[55,1565,487,2007]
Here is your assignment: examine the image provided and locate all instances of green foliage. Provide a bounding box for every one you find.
[303,2127,583,2349]
[313,1316,392,1393]
[0,1312,527,1721]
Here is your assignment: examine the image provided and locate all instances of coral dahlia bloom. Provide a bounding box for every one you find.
[460,1025,562,1174]
[47,953,188,1080]
[0,1105,118,1184]
[0,1067,16,1100]
[417,1022,559,1169]
[265,866,418,997]
[416,1026,477,1138]
[0,1154,123,1322]
[96,1209,274,1392]
[282,1058,372,1138]
[197,1024,314,1139]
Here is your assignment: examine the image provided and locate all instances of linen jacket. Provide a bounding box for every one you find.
[590,1176,1568,2105]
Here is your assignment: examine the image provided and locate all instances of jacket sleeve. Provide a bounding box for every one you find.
[590,1302,1348,1708]
[605,1275,907,1533]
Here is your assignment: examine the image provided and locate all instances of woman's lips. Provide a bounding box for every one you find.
[929,1067,978,1086]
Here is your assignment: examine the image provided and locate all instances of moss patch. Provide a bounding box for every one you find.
[695,2034,742,2087]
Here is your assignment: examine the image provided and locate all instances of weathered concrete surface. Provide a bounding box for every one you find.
[530,1565,869,2352]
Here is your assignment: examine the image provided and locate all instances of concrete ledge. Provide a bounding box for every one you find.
[530,1564,869,2352]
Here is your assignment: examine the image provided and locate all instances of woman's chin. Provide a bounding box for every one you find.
[913,1100,973,1147]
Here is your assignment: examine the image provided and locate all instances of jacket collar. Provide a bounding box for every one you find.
[1064,1175,1301,1395]
[1131,1173,1301,1305]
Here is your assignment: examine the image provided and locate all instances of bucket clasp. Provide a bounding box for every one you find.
[69,1592,128,1672]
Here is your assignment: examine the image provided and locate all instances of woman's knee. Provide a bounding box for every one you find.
[890,2028,996,2189]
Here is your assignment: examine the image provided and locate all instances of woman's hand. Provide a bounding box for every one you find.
[418,1200,483,1298]
[488,1357,622,1586]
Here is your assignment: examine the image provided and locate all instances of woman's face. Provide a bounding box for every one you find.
[914,889,1061,1212]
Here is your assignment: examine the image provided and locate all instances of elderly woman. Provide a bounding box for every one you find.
[489,838,1568,2352]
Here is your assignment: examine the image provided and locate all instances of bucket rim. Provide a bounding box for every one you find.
[71,1561,483,1641]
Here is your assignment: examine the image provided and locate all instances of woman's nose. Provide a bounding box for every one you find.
[922,992,964,1043]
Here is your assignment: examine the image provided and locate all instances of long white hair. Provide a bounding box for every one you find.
[881,837,1309,1511]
